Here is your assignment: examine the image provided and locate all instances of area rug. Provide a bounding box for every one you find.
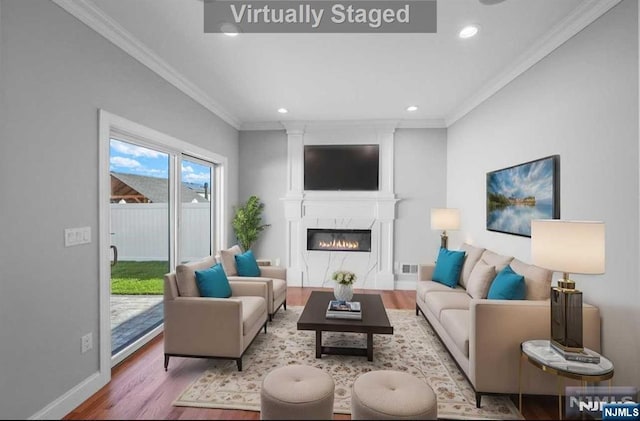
[173,307,522,420]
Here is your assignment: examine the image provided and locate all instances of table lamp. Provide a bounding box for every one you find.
[430,208,460,249]
[531,220,605,353]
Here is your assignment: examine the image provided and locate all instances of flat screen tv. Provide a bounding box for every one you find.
[304,144,379,191]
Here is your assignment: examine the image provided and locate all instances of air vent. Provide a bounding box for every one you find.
[399,263,418,274]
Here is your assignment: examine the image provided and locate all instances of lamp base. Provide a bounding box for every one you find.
[440,232,448,249]
[550,284,583,352]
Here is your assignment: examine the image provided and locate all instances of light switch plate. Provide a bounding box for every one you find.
[65,227,91,247]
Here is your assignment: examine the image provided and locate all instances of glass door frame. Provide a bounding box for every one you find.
[179,154,218,263]
[99,110,227,372]
[108,136,171,362]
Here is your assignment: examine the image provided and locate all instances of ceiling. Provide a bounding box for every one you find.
[64,0,617,129]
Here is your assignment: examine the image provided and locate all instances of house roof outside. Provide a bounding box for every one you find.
[111,172,208,203]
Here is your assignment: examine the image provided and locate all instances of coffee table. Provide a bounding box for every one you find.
[296,291,394,361]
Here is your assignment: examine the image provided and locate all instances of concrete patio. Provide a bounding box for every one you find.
[111,295,163,355]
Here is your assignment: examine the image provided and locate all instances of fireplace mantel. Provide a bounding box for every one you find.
[282,122,398,290]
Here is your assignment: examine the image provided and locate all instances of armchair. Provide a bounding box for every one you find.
[218,246,287,321]
[163,256,269,371]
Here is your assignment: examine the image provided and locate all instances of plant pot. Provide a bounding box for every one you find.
[334,283,354,302]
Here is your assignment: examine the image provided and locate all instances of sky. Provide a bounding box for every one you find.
[109,139,211,186]
[487,157,555,204]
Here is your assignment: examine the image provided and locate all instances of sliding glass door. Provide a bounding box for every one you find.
[104,131,221,366]
[179,157,215,263]
[109,138,170,357]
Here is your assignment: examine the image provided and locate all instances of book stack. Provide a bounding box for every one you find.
[551,342,601,364]
[326,300,362,320]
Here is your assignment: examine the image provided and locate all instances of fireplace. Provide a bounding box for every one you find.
[307,229,372,252]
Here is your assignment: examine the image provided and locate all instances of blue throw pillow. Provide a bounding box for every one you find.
[487,265,525,300]
[195,263,232,298]
[235,250,261,277]
[432,248,466,288]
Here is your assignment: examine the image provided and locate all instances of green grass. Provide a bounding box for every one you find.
[111,261,168,295]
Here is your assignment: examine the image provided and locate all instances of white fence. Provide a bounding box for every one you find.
[110,203,211,261]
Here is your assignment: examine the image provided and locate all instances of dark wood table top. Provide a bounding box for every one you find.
[297,291,393,335]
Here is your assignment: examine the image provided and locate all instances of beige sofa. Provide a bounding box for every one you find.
[163,256,269,371]
[416,243,601,407]
[218,245,287,321]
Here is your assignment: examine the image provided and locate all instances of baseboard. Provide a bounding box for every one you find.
[394,280,417,290]
[286,278,303,287]
[29,370,108,420]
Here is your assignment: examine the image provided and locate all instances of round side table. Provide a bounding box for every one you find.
[519,339,614,420]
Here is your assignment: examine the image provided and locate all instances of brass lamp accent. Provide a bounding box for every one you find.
[430,208,460,249]
[531,220,605,353]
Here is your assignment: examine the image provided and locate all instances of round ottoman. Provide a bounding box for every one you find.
[260,364,335,420]
[351,370,437,420]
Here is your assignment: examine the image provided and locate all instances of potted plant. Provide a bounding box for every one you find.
[232,195,270,251]
[332,270,357,302]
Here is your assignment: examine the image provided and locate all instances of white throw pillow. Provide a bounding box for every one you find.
[219,244,242,276]
[459,243,486,288]
[466,260,496,299]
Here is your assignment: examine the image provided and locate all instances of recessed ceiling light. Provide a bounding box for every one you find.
[406,105,419,112]
[277,108,288,114]
[459,25,479,39]
[220,23,239,37]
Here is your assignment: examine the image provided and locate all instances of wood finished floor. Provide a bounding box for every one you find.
[64,287,557,420]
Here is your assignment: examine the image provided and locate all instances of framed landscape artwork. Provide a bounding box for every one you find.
[486,155,560,237]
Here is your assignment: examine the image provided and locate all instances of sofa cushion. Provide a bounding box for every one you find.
[236,296,266,335]
[433,248,466,288]
[459,243,486,288]
[510,258,553,300]
[466,260,496,299]
[195,263,232,298]
[416,281,465,303]
[219,245,242,276]
[424,291,471,320]
[487,265,526,300]
[175,256,217,297]
[480,249,514,272]
[440,309,470,357]
[235,250,261,277]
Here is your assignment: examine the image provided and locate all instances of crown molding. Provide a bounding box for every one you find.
[241,119,446,132]
[51,0,241,130]
[397,119,446,129]
[240,121,286,131]
[281,121,307,134]
[288,120,399,131]
[445,0,623,127]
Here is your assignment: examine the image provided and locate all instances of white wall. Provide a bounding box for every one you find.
[447,0,639,388]
[238,130,288,263]
[0,0,239,418]
[394,129,448,284]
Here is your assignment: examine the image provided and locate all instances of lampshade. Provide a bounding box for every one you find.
[430,208,460,231]
[531,220,605,274]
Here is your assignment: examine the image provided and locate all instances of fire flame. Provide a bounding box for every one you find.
[318,239,360,250]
